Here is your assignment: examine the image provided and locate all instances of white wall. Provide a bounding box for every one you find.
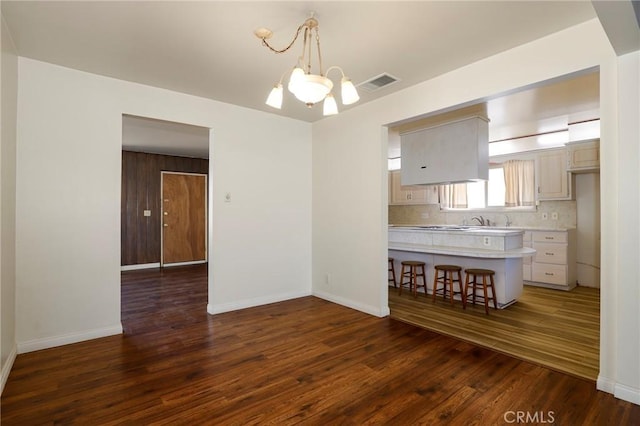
[312,19,640,403]
[0,12,18,393]
[611,50,640,404]
[15,58,311,352]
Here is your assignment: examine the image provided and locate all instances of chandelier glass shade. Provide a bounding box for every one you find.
[255,16,359,116]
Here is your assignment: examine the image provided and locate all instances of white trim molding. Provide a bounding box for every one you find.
[207,290,312,315]
[614,383,640,405]
[121,262,160,271]
[1,343,17,395]
[162,260,207,268]
[17,324,123,354]
[313,289,390,318]
[597,375,640,405]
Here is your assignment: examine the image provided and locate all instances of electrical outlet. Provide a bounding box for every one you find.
[483,236,491,246]
[541,212,548,220]
[551,212,558,220]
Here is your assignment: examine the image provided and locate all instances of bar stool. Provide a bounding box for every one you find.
[388,257,397,288]
[463,268,498,314]
[432,265,463,306]
[399,260,427,298]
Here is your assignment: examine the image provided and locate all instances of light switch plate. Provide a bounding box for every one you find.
[143,210,151,217]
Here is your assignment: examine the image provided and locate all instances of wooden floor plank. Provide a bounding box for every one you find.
[2,265,638,424]
[389,284,601,380]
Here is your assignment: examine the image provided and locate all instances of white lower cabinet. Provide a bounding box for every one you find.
[525,229,576,290]
[522,231,532,281]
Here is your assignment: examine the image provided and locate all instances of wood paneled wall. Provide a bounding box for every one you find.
[121,151,208,266]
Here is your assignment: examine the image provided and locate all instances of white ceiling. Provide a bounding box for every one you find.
[2,1,598,124]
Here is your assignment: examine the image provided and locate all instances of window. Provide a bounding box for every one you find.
[440,159,534,210]
[464,166,505,209]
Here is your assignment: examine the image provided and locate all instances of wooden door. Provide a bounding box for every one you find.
[161,172,207,265]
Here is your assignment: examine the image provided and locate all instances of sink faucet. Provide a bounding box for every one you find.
[471,216,485,226]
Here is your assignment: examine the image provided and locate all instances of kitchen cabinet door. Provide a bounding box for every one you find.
[389,170,429,205]
[536,149,571,200]
[567,139,599,172]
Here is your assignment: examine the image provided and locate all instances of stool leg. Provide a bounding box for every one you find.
[472,276,477,306]
[432,270,439,303]
[444,271,453,306]
[411,266,417,298]
[463,272,470,309]
[399,264,407,296]
[490,274,498,310]
[418,265,427,297]
[482,274,489,314]
[391,260,397,288]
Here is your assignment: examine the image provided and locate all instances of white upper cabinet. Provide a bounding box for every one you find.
[566,139,599,172]
[536,148,571,200]
[389,170,439,205]
[400,116,489,185]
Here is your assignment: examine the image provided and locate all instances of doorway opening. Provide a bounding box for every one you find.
[120,114,211,329]
[386,69,601,380]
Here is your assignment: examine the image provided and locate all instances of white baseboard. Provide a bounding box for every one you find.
[1,342,17,395]
[121,263,160,271]
[597,375,616,394]
[313,289,389,318]
[207,290,312,315]
[614,382,640,405]
[597,375,640,405]
[17,324,123,354]
[162,260,207,268]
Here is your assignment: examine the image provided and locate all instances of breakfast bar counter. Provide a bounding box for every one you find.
[389,226,535,308]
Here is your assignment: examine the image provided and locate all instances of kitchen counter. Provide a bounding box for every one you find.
[389,225,534,308]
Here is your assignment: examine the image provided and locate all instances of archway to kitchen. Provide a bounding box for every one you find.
[385,69,601,380]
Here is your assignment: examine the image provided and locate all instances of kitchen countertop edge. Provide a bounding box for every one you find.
[389,242,536,258]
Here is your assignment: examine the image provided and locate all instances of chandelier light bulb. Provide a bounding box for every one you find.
[265,83,283,109]
[288,67,305,94]
[323,93,338,116]
[340,77,360,105]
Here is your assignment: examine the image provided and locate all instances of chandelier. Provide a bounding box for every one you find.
[255,15,360,116]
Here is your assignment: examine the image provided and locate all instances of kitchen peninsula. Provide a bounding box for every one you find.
[389,225,535,308]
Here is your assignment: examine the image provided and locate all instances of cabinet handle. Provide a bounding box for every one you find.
[545,236,554,240]
[545,252,554,256]
[545,272,554,276]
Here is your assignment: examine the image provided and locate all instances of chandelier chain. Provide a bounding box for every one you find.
[260,23,306,54]
[315,28,324,76]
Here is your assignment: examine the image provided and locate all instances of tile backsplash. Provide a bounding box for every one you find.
[389,200,576,229]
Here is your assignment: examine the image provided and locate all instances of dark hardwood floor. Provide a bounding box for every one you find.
[2,264,638,424]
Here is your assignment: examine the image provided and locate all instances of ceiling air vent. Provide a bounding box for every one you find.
[358,73,399,92]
